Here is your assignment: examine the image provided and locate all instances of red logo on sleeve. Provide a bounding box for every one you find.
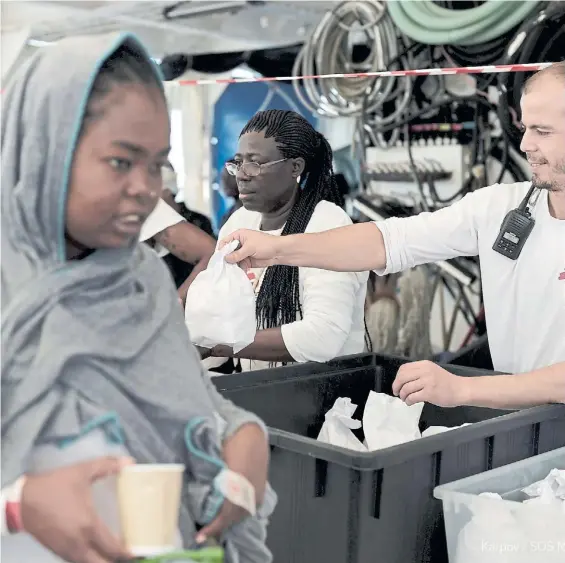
[559,268,565,281]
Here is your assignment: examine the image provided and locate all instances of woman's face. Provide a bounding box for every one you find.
[65,83,170,253]
[234,131,302,214]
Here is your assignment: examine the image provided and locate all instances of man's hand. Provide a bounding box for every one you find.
[219,230,281,270]
[392,360,468,407]
[21,457,134,563]
[210,345,234,358]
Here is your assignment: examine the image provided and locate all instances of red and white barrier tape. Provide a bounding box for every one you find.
[179,62,553,86]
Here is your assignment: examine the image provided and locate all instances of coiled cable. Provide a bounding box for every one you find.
[292,1,412,118]
[355,40,438,151]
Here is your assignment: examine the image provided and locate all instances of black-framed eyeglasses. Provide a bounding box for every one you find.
[225,158,287,177]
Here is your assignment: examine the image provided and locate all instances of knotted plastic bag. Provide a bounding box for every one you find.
[363,391,424,451]
[185,241,256,353]
[317,398,366,452]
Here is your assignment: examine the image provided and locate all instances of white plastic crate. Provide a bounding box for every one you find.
[434,447,565,563]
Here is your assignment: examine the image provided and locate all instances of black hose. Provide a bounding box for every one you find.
[490,144,529,183]
[445,31,518,66]
[496,2,565,151]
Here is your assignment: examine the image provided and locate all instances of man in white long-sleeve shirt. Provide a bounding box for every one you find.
[220,62,565,410]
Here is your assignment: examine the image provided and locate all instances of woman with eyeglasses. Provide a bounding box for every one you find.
[203,109,368,372]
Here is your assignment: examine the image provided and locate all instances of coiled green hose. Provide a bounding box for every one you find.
[387,0,541,46]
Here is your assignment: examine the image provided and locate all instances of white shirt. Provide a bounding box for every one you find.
[139,199,185,257]
[219,201,369,372]
[375,182,565,374]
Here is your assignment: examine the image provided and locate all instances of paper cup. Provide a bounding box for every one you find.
[117,464,185,557]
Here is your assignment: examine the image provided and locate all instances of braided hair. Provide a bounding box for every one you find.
[240,109,344,334]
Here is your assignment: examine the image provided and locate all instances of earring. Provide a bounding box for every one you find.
[296,175,301,184]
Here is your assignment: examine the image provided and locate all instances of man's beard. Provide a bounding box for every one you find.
[532,161,565,192]
[532,176,560,192]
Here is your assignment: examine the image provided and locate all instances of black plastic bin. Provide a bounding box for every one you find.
[214,353,565,563]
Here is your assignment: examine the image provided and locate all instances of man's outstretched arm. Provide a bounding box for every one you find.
[222,186,493,273]
[223,222,386,272]
[393,360,565,409]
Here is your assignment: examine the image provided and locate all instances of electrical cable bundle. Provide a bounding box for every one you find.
[290,0,562,212]
[292,0,412,119]
[360,84,526,210]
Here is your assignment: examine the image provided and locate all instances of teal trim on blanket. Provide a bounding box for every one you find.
[184,417,226,524]
[58,411,124,449]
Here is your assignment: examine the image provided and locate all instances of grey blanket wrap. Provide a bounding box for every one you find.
[1,32,275,563]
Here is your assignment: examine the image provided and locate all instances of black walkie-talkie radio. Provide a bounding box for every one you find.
[492,185,538,260]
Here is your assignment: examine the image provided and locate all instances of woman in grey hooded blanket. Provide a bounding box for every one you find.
[1,32,275,562]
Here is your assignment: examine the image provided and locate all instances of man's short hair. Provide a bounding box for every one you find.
[523,61,565,94]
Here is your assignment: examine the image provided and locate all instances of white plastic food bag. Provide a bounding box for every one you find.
[317,398,367,452]
[185,241,256,353]
[363,391,424,451]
